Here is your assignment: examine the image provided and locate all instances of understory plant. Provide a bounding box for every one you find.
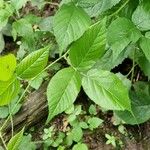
[0,0,150,149]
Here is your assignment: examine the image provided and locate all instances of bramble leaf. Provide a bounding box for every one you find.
[16,46,50,79]
[53,2,91,54]
[47,67,81,122]
[82,69,131,111]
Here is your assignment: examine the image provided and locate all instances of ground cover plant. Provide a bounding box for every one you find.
[0,0,150,149]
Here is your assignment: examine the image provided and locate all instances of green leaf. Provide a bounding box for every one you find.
[0,54,16,81]
[72,143,88,150]
[39,16,53,32]
[81,0,121,17]
[0,76,20,106]
[53,2,91,54]
[0,4,14,30]
[18,135,36,150]
[115,82,150,125]
[82,69,131,111]
[47,67,81,122]
[30,71,48,90]
[7,128,24,150]
[132,0,150,31]
[11,0,29,10]
[89,104,97,115]
[79,122,89,129]
[16,46,50,79]
[88,117,103,130]
[107,17,141,60]
[140,37,150,62]
[69,19,106,71]
[0,106,9,118]
[93,45,131,71]
[12,18,33,41]
[71,126,83,142]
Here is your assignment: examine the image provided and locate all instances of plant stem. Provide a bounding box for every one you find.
[8,105,14,138]
[0,133,7,150]
[109,0,130,18]
[131,49,135,83]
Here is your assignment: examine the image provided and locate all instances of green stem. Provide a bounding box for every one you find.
[0,133,8,150]
[8,105,14,138]
[131,49,135,83]
[109,0,130,18]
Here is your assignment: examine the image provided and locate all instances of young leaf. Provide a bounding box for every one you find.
[82,69,131,111]
[107,17,141,60]
[16,46,50,79]
[0,76,20,106]
[71,126,83,142]
[53,2,91,54]
[140,37,150,62]
[88,117,103,130]
[0,54,16,81]
[7,128,24,150]
[47,67,81,122]
[72,143,88,150]
[132,0,150,31]
[69,18,106,71]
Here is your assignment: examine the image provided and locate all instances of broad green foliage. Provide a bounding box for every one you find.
[140,37,150,62]
[132,0,150,31]
[16,46,50,79]
[0,76,20,106]
[47,67,81,122]
[0,54,16,81]
[7,128,24,150]
[53,2,91,54]
[69,18,106,71]
[107,17,141,60]
[82,69,131,111]
[115,82,150,124]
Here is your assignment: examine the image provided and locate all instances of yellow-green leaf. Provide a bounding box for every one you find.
[0,54,16,81]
